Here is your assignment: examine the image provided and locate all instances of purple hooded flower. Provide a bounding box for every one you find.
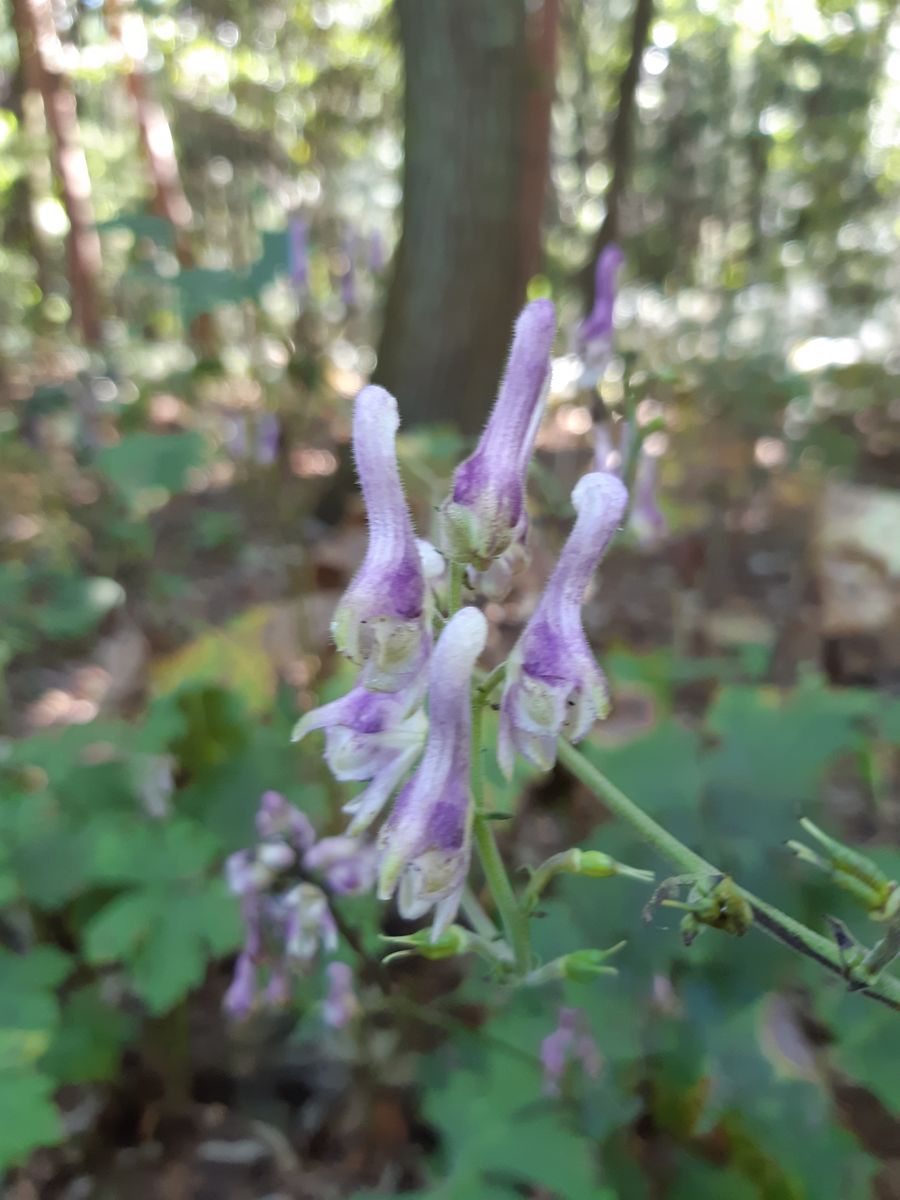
[498,472,627,775]
[377,607,488,940]
[578,244,623,353]
[331,386,430,692]
[540,1007,602,1097]
[438,300,556,569]
[323,961,359,1028]
[288,216,309,289]
[292,681,427,833]
[303,835,379,895]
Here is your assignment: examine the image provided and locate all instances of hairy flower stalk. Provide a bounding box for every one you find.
[499,472,628,775]
[292,681,426,833]
[378,607,488,939]
[332,386,429,691]
[439,300,556,569]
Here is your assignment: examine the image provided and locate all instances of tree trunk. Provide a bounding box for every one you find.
[105,0,193,249]
[376,0,558,433]
[11,0,104,345]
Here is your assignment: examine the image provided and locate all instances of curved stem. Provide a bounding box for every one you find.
[557,739,900,1013]
[471,699,531,974]
[448,560,465,616]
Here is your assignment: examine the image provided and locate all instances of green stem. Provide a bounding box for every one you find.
[476,661,507,702]
[448,561,465,616]
[471,699,531,974]
[557,739,900,1013]
[461,884,501,942]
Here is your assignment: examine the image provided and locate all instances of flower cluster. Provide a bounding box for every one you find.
[281,296,628,953]
[223,791,375,1018]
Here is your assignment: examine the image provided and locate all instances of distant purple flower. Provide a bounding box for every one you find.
[224,882,340,1019]
[439,300,556,569]
[288,216,309,289]
[540,1007,602,1097]
[255,412,280,466]
[283,883,338,964]
[303,836,378,895]
[498,472,627,775]
[629,452,668,548]
[331,386,430,692]
[340,233,356,307]
[368,230,385,274]
[292,681,426,833]
[578,243,623,354]
[224,951,257,1019]
[255,790,316,851]
[323,961,359,1028]
[377,607,488,940]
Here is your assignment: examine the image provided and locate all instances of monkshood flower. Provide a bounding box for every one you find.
[439,299,556,569]
[288,215,309,289]
[540,1007,602,1097]
[256,789,316,850]
[323,961,360,1028]
[629,451,668,548]
[498,471,627,775]
[578,243,623,356]
[292,681,427,833]
[377,607,488,939]
[303,835,379,895]
[331,386,429,692]
[470,527,531,602]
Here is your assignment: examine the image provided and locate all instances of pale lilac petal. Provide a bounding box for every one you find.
[331,387,428,692]
[377,607,487,939]
[498,473,626,775]
[439,301,556,568]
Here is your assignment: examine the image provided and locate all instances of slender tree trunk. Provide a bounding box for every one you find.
[11,0,104,345]
[105,0,193,250]
[578,0,654,309]
[376,0,559,432]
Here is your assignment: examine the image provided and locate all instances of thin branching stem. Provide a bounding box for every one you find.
[557,739,900,1013]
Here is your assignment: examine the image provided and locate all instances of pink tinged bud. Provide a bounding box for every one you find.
[292,680,427,834]
[224,952,257,1020]
[331,387,429,692]
[439,300,556,568]
[498,472,627,776]
[303,836,378,896]
[377,607,488,941]
[323,961,359,1028]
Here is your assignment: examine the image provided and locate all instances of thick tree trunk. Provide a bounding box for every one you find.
[376,0,558,433]
[12,0,103,345]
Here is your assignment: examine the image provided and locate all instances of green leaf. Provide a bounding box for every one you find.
[0,1071,62,1166]
[42,986,136,1084]
[94,432,208,507]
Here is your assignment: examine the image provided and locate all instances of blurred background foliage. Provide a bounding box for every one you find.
[1,0,900,1196]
